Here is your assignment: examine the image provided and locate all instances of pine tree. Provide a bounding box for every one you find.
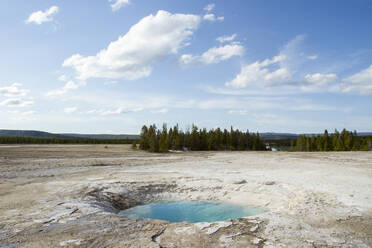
[190,124,199,150]
[140,125,149,150]
[159,123,168,153]
[323,129,329,151]
[131,141,137,149]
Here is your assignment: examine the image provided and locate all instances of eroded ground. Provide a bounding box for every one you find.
[0,145,371,247]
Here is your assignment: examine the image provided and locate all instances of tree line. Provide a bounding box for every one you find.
[0,136,136,145]
[291,129,372,151]
[138,124,267,152]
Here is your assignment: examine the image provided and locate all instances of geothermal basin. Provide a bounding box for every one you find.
[0,145,371,247]
[119,201,266,223]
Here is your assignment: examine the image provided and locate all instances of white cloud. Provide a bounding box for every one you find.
[151,108,168,114]
[100,107,143,116]
[84,105,145,116]
[203,14,224,22]
[198,98,250,110]
[64,107,77,114]
[341,65,372,94]
[179,44,244,65]
[0,83,29,97]
[216,34,237,43]
[6,110,36,115]
[225,35,324,89]
[63,10,201,80]
[25,6,59,25]
[307,55,318,60]
[197,97,339,112]
[104,80,118,85]
[228,110,249,115]
[22,111,36,115]
[204,3,215,12]
[304,73,337,86]
[277,34,307,73]
[0,98,34,107]
[58,75,68,82]
[229,111,280,121]
[46,81,86,96]
[64,81,80,90]
[109,0,130,11]
[225,55,290,88]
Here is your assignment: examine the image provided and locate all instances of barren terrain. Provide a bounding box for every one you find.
[0,145,371,247]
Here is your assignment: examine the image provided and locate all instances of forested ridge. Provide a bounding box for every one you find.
[1,126,371,152]
[0,136,135,144]
[138,124,267,152]
[291,129,372,151]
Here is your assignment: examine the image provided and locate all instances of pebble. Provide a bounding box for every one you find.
[264,181,275,185]
[250,225,259,232]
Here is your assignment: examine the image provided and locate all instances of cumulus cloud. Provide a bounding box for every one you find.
[63,10,201,80]
[203,14,224,22]
[0,98,34,107]
[179,44,244,65]
[216,34,237,43]
[25,6,59,25]
[58,75,68,82]
[225,35,320,89]
[64,107,77,114]
[109,0,130,11]
[0,83,29,97]
[204,3,215,12]
[225,55,291,88]
[304,73,337,86]
[341,65,372,94]
[46,80,86,96]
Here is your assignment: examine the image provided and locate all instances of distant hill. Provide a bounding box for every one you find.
[260,132,298,140]
[260,131,372,140]
[0,130,140,140]
[0,130,67,139]
[358,132,372,137]
[59,133,140,140]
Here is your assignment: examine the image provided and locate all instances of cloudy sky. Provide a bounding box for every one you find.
[1,0,372,134]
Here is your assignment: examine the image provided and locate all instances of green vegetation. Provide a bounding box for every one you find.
[291,129,372,151]
[139,124,266,152]
[0,136,135,144]
[131,141,138,149]
[2,127,370,152]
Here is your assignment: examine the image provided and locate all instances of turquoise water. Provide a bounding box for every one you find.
[119,201,265,223]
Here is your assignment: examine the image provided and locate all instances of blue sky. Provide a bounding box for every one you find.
[0,0,371,134]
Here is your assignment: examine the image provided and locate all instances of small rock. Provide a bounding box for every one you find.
[205,221,232,235]
[264,181,275,185]
[195,222,211,230]
[225,179,247,184]
[250,225,259,232]
[248,219,262,225]
[233,179,247,184]
[252,237,262,245]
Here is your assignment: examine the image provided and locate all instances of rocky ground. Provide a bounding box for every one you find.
[0,145,371,247]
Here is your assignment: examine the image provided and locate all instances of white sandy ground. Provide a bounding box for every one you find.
[0,145,371,247]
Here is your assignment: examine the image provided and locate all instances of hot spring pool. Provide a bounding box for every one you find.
[119,201,265,223]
